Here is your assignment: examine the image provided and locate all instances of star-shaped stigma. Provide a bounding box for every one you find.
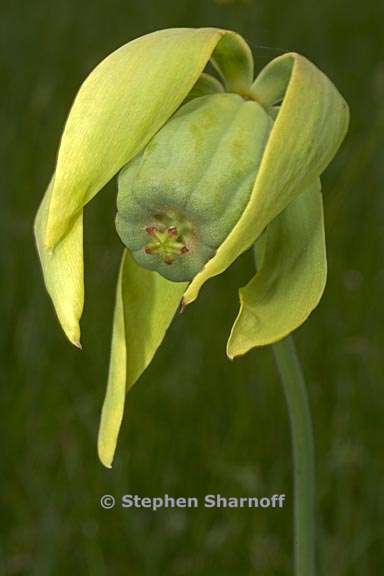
[144,225,189,265]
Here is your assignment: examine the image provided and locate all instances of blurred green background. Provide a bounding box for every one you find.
[1,0,383,574]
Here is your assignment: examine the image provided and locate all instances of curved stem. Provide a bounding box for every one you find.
[272,336,316,576]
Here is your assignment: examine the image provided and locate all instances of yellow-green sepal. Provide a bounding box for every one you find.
[37,27,253,342]
[183,52,349,307]
[227,179,326,358]
[34,177,83,346]
[97,250,187,468]
[45,27,254,250]
[210,32,254,93]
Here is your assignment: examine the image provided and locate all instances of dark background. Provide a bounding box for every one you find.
[1,0,383,574]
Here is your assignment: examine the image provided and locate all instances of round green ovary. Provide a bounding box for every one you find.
[116,93,272,282]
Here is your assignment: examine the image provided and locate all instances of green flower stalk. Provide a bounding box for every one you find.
[34,27,349,574]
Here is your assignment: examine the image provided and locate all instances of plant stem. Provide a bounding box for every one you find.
[272,336,316,576]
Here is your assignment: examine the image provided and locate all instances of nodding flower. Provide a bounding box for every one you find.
[34,28,349,467]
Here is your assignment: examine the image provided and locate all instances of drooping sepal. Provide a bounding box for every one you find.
[34,177,83,346]
[183,52,349,307]
[36,27,254,341]
[227,180,326,358]
[97,250,186,468]
[44,27,254,250]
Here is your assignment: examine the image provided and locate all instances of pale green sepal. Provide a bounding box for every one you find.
[211,32,254,93]
[250,54,294,108]
[97,255,126,468]
[98,250,187,468]
[34,177,83,346]
[227,180,326,358]
[45,27,242,249]
[183,53,349,306]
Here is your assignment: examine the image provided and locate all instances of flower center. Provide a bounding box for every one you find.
[144,225,189,265]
